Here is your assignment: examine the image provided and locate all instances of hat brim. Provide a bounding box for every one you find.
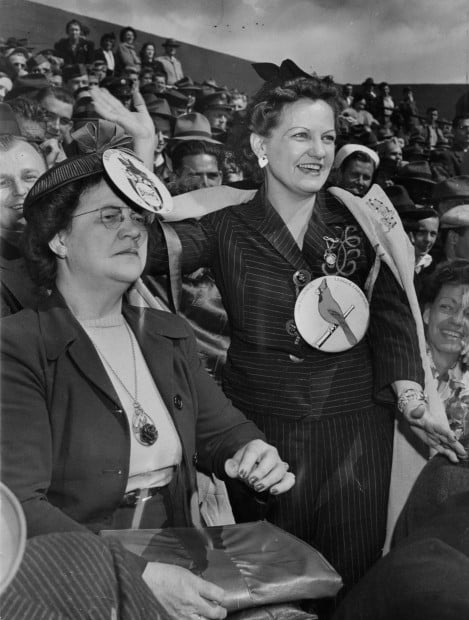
[169,134,221,145]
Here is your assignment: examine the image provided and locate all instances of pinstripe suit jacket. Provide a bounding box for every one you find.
[149,187,423,422]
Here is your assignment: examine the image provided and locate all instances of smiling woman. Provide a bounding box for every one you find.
[421,259,469,441]
[146,63,466,602]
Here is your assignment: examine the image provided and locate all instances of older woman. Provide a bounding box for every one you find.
[0,135,294,620]
[147,63,466,593]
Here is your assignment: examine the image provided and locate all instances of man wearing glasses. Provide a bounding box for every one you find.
[36,87,74,146]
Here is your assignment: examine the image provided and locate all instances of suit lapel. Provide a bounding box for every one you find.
[39,295,122,408]
[236,188,311,271]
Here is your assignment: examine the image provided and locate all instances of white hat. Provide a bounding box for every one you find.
[333,144,380,170]
[440,204,469,229]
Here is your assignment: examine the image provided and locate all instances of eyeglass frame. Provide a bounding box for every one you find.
[71,205,155,229]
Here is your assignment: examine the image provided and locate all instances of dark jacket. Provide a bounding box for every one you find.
[0,240,38,317]
[53,37,95,65]
[148,187,424,422]
[1,291,263,537]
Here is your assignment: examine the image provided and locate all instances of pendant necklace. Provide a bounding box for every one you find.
[91,322,158,446]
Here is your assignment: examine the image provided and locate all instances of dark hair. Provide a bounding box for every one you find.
[140,42,155,59]
[23,174,103,291]
[120,27,137,43]
[226,76,339,182]
[100,32,115,47]
[248,76,339,137]
[420,259,469,307]
[7,96,48,122]
[36,86,74,106]
[66,19,82,34]
[171,140,223,172]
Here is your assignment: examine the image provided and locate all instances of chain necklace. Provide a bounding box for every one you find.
[91,322,158,447]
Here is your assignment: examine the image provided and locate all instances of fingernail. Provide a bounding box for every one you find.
[239,469,247,479]
[254,483,264,492]
[270,487,278,495]
[249,476,257,484]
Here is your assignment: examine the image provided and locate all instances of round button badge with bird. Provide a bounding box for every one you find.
[294,276,369,352]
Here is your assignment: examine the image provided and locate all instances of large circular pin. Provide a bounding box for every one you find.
[292,269,311,288]
[103,148,173,216]
[294,275,369,352]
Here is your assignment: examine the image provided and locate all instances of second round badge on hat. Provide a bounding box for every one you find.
[294,275,370,353]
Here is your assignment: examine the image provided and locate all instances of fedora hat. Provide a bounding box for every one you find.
[162,38,180,48]
[433,176,469,204]
[196,91,233,113]
[175,76,202,92]
[384,185,438,220]
[395,160,435,184]
[440,204,469,229]
[169,112,221,144]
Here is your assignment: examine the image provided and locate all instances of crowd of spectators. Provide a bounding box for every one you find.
[2,15,469,620]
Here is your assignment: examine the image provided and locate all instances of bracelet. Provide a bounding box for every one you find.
[397,388,428,414]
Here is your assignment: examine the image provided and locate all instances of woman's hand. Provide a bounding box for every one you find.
[88,86,155,168]
[402,400,467,463]
[142,562,227,620]
[224,439,295,495]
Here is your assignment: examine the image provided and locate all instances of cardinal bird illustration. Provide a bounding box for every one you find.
[316,279,358,347]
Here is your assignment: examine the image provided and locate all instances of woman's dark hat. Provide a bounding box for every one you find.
[433,176,469,206]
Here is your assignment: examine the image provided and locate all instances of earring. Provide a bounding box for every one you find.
[258,154,268,169]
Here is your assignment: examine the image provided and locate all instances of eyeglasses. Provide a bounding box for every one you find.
[72,206,155,229]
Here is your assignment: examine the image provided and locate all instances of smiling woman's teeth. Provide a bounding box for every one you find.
[298,163,320,171]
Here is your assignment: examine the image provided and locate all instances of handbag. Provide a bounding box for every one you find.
[100,520,342,613]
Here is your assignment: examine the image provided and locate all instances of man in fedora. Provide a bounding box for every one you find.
[156,38,184,86]
[394,160,436,204]
[169,113,223,190]
[432,176,469,263]
[384,184,439,285]
[195,92,233,140]
[62,64,89,94]
[145,97,175,181]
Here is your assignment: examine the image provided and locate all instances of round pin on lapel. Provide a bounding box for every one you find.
[103,149,173,216]
[294,275,369,352]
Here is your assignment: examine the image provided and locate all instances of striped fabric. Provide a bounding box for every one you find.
[0,532,161,619]
[148,187,424,588]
